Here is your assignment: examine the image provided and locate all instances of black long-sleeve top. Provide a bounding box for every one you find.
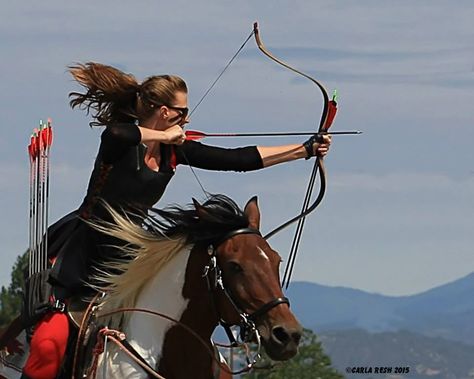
[79,123,263,218]
[48,123,263,298]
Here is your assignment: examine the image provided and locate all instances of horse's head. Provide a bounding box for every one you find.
[196,196,303,361]
[90,195,305,377]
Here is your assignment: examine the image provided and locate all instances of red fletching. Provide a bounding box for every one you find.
[185,130,206,141]
[48,127,53,146]
[41,128,48,147]
[28,143,34,159]
[41,126,53,148]
[30,135,38,158]
[324,99,338,131]
[47,119,53,146]
[35,131,43,151]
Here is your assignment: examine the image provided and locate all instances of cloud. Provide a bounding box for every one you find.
[240,46,474,89]
[1,0,474,296]
[332,171,474,194]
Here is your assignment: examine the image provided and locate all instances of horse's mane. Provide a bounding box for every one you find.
[147,194,249,244]
[90,194,249,327]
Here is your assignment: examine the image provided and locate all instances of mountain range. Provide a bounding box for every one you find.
[286,272,474,345]
[319,329,474,379]
[280,274,474,378]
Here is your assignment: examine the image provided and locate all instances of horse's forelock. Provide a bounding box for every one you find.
[147,194,249,244]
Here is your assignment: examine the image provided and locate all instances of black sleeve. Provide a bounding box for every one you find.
[100,123,142,163]
[175,141,264,172]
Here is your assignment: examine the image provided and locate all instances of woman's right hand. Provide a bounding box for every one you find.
[162,124,186,145]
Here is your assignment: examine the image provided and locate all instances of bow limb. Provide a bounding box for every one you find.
[253,22,330,132]
[253,22,331,239]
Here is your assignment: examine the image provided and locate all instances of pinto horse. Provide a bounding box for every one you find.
[1,195,302,378]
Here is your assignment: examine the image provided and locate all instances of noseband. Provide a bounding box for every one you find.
[203,227,290,345]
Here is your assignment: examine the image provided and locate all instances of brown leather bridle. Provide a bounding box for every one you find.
[204,227,290,345]
[72,227,290,378]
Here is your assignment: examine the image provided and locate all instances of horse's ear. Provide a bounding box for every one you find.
[192,198,209,220]
[192,198,201,208]
[244,196,260,230]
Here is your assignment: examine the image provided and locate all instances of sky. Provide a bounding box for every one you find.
[1,1,473,296]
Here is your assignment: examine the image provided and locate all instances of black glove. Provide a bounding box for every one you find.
[302,133,325,159]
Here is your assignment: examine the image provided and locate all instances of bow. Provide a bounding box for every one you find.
[186,23,338,287]
[252,22,338,287]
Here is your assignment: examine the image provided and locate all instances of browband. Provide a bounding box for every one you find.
[212,227,261,249]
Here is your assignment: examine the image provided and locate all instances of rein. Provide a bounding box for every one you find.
[96,308,258,376]
[73,227,288,378]
[75,307,259,378]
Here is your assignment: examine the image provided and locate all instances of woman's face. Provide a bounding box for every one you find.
[162,91,189,128]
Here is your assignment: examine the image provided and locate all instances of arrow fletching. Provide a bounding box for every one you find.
[324,90,338,130]
[185,130,206,141]
[47,119,53,147]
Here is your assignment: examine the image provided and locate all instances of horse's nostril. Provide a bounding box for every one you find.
[291,331,302,345]
[272,326,291,345]
[272,326,303,346]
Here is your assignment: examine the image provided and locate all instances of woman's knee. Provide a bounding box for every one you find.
[23,312,70,379]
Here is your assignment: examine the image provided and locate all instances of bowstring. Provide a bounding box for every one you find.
[189,29,255,118]
[181,28,256,198]
[282,161,319,288]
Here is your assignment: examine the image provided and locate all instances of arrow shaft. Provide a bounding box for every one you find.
[186,130,361,140]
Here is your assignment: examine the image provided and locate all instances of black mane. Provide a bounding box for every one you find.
[146,194,250,246]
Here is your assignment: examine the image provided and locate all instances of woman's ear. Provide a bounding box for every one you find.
[159,105,168,119]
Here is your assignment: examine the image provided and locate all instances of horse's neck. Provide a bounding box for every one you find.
[101,244,220,379]
[123,245,193,369]
[158,244,221,378]
[124,244,218,374]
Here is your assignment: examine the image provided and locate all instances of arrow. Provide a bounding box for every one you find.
[185,129,361,141]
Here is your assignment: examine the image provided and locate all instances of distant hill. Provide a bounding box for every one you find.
[318,329,474,379]
[286,272,474,345]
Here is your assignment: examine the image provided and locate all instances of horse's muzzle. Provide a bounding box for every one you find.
[262,324,303,361]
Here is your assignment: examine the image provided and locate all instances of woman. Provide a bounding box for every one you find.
[7,62,331,379]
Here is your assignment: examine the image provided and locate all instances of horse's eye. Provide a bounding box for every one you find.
[228,261,243,274]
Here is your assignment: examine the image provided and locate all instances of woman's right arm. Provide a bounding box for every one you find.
[101,124,185,163]
[137,124,185,145]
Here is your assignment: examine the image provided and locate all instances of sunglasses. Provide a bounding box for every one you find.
[166,105,189,118]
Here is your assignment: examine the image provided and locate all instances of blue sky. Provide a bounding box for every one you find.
[1,1,473,296]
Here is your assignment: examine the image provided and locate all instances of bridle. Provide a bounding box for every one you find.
[74,226,290,378]
[203,227,290,346]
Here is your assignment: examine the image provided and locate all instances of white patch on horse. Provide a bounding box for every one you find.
[257,246,270,261]
[99,246,192,379]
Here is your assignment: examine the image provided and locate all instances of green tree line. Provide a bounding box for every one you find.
[0,252,27,326]
[240,328,344,379]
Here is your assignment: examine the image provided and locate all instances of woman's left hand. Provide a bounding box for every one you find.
[303,134,332,158]
[315,134,331,157]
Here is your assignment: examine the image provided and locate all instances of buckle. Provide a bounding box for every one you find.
[52,300,66,313]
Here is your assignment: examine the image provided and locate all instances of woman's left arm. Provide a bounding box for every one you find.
[257,134,331,167]
[176,135,331,171]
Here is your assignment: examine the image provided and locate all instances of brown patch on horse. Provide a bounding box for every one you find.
[158,243,218,379]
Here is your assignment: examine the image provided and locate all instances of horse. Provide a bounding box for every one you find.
[1,194,302,378]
